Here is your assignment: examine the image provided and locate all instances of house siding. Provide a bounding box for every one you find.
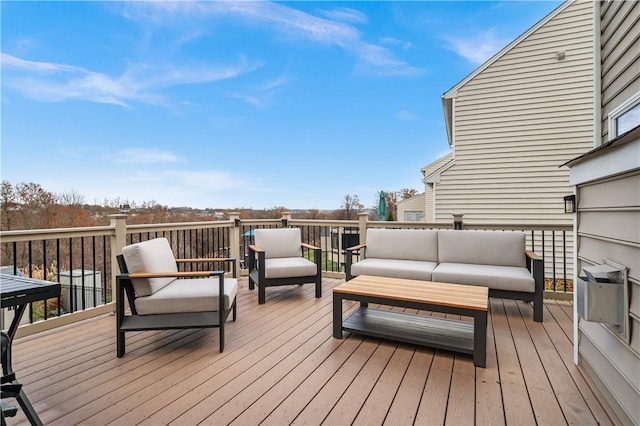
[575,166,640,426]
[396,194,426,222]
[600,0,640,142]
[420,153,453,222]
[436,0,594,226]
[568,2,640,421]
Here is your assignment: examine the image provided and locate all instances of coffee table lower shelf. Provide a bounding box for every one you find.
[342,307,474,355]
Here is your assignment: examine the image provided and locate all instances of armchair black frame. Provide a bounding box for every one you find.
[116,255,237,357]
[248,243,322,304]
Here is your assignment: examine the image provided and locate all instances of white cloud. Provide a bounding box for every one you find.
[318,7,368,25]
[396,110,418,121]
[125,1,424,78]
[1,53,260,107]
[445,28,509,65]
[380,37,413,50]
[107,148,183,164]
[227,92,263,107]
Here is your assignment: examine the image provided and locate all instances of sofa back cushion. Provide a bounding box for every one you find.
[365,228,438,262]
[122,238,177,297]
[255,228,302,259]
[437,230,526,267]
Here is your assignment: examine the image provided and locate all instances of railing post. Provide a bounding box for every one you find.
[108,214,128,313]
[281,212,292,228]
[229,212,241,278]
[453,213,464,230]
[358,212,369,244]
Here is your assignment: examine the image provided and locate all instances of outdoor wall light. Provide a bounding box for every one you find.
[564,194,576,213]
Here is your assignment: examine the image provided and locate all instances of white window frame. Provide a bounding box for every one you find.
[608,90,640,140]
[404,211,423,222]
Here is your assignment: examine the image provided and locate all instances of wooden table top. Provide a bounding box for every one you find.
[334,275,488,312]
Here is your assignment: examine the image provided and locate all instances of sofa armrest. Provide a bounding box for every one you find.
[525,251,544,322]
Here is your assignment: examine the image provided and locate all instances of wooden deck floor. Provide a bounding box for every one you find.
[9,277,617,426]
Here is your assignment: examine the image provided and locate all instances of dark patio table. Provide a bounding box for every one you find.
[1,273,61,426]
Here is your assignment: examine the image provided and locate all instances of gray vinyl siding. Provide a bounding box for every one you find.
[576,170,640,426]
[600,0,640,142]
[436,0,594,225]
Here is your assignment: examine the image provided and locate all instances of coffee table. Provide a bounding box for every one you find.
[333,275,488,367]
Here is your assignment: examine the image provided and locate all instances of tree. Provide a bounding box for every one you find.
[337,194,363,220]
[399,188,419,200]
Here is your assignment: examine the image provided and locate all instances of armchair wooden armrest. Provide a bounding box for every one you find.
[347,243,367,251]
[248,244,263,253]
[177,257,236,263]
[301,243,320,250]
[127,271,223,279]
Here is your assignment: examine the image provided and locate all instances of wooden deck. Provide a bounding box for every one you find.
[9,278,618,426]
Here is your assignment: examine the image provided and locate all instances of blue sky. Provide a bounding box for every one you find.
[1,1,562,210]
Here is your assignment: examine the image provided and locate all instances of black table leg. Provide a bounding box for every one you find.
[333,293,343,339]
[2,306,44,426]
[474,310,488,368]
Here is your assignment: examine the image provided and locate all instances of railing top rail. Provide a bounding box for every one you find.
[127,220,234,234]
[0,226,115,243]
[238,219,282,227]
[289,219,359,227]
[460,223,573,232]
[366,221,452,229]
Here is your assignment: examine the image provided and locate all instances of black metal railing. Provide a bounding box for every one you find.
[0,216,574,333]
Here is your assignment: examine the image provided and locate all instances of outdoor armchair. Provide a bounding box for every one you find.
[248,228,322,304]
[116,237,237,357]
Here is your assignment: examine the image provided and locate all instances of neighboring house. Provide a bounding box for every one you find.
[396,193,425,222]
[564,1,639,425]
[422,0,596,225]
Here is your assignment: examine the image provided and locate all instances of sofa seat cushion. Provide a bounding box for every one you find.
[350,258,438,281]
[432,262,535,293]
[264,257,317,279]
[135,277,238,315]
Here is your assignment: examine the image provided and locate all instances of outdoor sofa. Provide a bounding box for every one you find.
[345,228,544,322]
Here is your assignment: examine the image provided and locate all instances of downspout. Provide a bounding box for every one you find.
[593,0,602,148]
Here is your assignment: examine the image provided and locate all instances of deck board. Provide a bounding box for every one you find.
[6,277,618,426]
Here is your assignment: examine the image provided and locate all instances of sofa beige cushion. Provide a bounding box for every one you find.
[122,238,177,297]
[365,229,438,262]
[255,228,303,259]
[350,258,438,281]
[134,277,238,315]
[438,230,526,267]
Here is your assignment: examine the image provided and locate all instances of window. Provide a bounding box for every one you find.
[608,91,640,139]
[404,211,423,222]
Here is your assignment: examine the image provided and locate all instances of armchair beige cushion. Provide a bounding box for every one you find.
[122,237,177,296]
[121,237,238,315]
[254,228,303,258]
